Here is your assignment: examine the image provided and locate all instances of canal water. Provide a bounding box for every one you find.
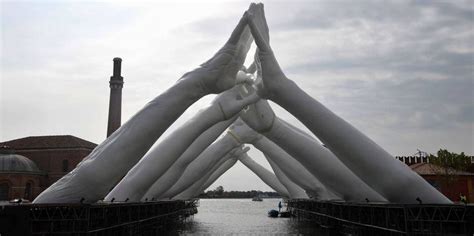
[175,198,328,235]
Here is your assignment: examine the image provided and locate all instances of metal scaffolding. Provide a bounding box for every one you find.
[287,199,474,235]
[0,199,198,236]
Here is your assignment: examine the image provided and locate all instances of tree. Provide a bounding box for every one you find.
[428,149,471,197]
[215,186,224,196]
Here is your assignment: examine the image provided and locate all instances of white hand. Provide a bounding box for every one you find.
[228,118,262,144]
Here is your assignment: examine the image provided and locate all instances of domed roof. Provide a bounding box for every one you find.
[0,146,42,174]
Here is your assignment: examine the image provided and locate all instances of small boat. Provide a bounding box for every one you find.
[268,209,279,217]
[252,196,263,201]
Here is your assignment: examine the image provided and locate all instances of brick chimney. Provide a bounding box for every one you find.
[107,57,124,137]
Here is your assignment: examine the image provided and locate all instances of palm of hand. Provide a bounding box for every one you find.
[185,8,253,95]
[239,98,275,133]
[198,45,243,94]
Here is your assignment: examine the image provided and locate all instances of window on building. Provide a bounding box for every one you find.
[0,183,9,200]
[24,182,32,200]
[62,159,69,172]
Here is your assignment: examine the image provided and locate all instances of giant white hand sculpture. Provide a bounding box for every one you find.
[229,120,338,200]
[33,9,255,204]
[246,4,450,203]
[265,158,308,199]
[240,98,385,202]
[159,137,249,199]
[106,85,258,202]
[237,153,290,198]
[141,118,237,201]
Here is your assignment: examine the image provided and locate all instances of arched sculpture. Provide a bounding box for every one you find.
[33,3,451,205]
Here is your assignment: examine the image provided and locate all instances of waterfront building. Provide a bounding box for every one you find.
[0,136,96,201]
[396,155,474,202]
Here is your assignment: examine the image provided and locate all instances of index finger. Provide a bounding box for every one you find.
[246,12,272,53]
[226,13,248,45]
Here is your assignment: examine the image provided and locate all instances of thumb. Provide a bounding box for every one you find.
[235,71,254,85]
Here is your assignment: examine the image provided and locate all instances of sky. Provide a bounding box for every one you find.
[1,0,473,192]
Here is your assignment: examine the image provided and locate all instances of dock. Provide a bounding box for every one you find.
[287,199,474,235]
[0,199,198,236]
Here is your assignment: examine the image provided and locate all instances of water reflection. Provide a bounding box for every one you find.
[173,198,328,235]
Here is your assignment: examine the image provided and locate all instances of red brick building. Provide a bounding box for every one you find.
[0,135,96,201]
[409,163,474,203]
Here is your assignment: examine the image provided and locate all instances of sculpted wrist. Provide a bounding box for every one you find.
[177,72,209,100]
[222,133,242,148]
[258,115,276,134]
[264,118,285,140]
[270,77,296,103]
[226,130,243,144]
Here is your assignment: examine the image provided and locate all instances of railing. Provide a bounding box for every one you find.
[287,199,474,235]
[0,199,199,236]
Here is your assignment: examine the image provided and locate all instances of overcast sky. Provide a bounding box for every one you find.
[1,1,473,192]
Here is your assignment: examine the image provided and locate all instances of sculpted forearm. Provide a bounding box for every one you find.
[198,158,238,195]
[105,104,224,202]
[173,157,238,200]
[238,153,290,198]
[33,79,207,204]
[142,117,236,200]
[253,137,336,200]
[263,119,386,202]
[247,5,449,203]
[271,81,450,203]
[106,82,258,202]
[160,135,240,199]
[266,157,308,199]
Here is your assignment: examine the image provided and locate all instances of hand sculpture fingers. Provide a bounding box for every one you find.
[232,145,251,157]
[213,84,259,120]
[236,71,254,85]
[246,62,257,74]
[228,144,245,156]
[236,151,251,160]
[189,6,254,94]
[246,4,270,53]
[226,12,250,45]
[246,4,289,100]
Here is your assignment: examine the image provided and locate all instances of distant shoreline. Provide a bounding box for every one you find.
[198,190,282,199]
[198,197,282,199]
